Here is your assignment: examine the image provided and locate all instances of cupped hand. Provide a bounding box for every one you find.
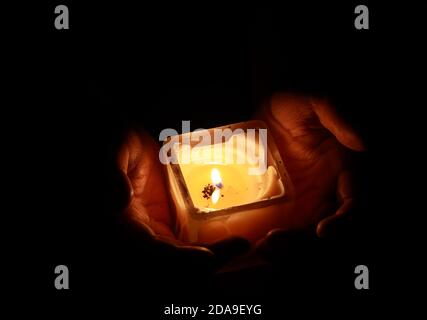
[256,93,365,247]
[117,130,250,270]
[115,93,365,267]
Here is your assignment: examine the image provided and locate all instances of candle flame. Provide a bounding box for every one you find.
[211,188,221,204]
[211,168,222,204]
[211,168,222,186]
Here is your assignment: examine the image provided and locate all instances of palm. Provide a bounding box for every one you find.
[118,131,250,264]
[259,94,364,234]
[118,131,178,242]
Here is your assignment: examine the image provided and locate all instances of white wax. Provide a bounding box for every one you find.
[172,133,284,211]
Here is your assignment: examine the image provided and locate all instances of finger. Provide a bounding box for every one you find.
[119,130,172,231]
[126,203,176,238]
[255,228,316,260]
[156,238,215,259]
[204,236,251,266]
[123,216,214,274]
[258,93,360,161]
[256,228,313,251]
[316,170,355,238]
[120,131,166,200]
[155,238,216,273]
[123,220,216,274]
[120,212,157,242]
[158,235,250,269]
[316,201,354,238]
[310,97,366,152]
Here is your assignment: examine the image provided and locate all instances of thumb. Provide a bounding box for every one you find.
[317,170,356,238]
[310,97,366,152]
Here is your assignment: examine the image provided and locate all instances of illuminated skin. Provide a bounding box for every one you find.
[117,94,365,262]
[256,94,365,240]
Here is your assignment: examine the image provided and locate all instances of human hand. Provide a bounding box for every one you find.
[114,93,364,269]
[256,93,365,248]
[116,130,250,271]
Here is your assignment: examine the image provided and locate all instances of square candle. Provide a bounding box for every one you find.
[162,120,294,244]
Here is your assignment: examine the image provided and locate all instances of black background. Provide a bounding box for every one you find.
[5,1,425,317]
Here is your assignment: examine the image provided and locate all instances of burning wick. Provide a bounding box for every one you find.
[201,168,224,205]
[211,168,223,204]
[211,168,223,189]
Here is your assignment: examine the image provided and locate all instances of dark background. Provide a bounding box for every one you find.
[6,1,425,317]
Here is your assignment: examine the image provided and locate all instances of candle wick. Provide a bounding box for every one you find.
[202,183,216,199]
